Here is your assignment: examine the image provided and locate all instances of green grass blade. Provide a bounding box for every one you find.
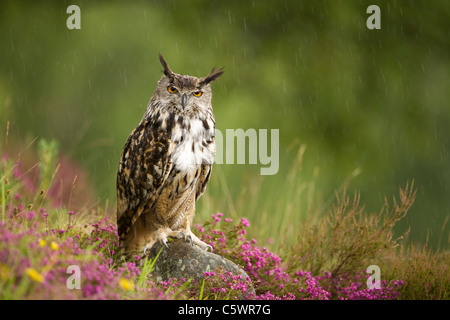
[137,246,164,288]
[199,277,205,300]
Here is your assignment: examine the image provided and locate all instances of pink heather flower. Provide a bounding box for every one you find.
[224,218,233,223]
[212,212,223,224]
[0,211,401,301]
[67,211,75,216]
[240,217,250,227]
[26,211,36,220]
[203,271,217,278]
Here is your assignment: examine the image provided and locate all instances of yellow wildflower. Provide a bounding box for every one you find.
[26,268,44,283]
[118,278,134,291]
[39,239,46,247]
[50,241,59,250]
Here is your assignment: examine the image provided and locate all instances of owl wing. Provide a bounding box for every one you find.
[195,131,215,200]
[195,117,216,201]
[116,118,174,240]
[195,164,212,200]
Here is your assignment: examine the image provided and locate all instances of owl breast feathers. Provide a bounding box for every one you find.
[116,54,223,257]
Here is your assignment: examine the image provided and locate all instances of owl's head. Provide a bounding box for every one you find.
[153,54,224,115]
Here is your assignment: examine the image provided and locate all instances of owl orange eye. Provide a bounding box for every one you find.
[167,86,178,93]
[193,91,203,97]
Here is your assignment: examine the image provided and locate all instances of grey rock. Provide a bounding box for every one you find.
[139,238,255,296]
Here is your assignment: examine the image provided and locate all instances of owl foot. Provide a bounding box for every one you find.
[178,229,213,252]
[178,231,193,245]
[142,228,213,256]
[142,228,185,256]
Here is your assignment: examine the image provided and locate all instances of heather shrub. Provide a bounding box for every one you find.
[379,242,450,300]
[281,183,415,284]
[1,216,133,299]
[1,139,448,300]
[0,143,164,299]
[194,211,405,300]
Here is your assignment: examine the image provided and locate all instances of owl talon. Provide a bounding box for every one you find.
[176,231,193,245]
[205,244,213,252]
[162,238,170,249]
[187,234,193,246]
[178,231,187,241]
[143,244,154,256]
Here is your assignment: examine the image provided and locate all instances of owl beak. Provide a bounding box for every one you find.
[181,93,187,109]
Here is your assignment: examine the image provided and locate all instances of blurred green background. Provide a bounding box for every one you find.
[1,0,449,249]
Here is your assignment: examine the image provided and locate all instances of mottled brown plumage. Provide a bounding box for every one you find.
[117,54,223,257]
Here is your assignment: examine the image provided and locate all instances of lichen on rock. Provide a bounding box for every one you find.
[139,238,255,295]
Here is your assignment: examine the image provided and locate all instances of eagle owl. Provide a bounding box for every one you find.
[117,54,223,257]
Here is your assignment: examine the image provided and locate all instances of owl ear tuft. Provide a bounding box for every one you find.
[199,67,224,86]
[159,53,174,80]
